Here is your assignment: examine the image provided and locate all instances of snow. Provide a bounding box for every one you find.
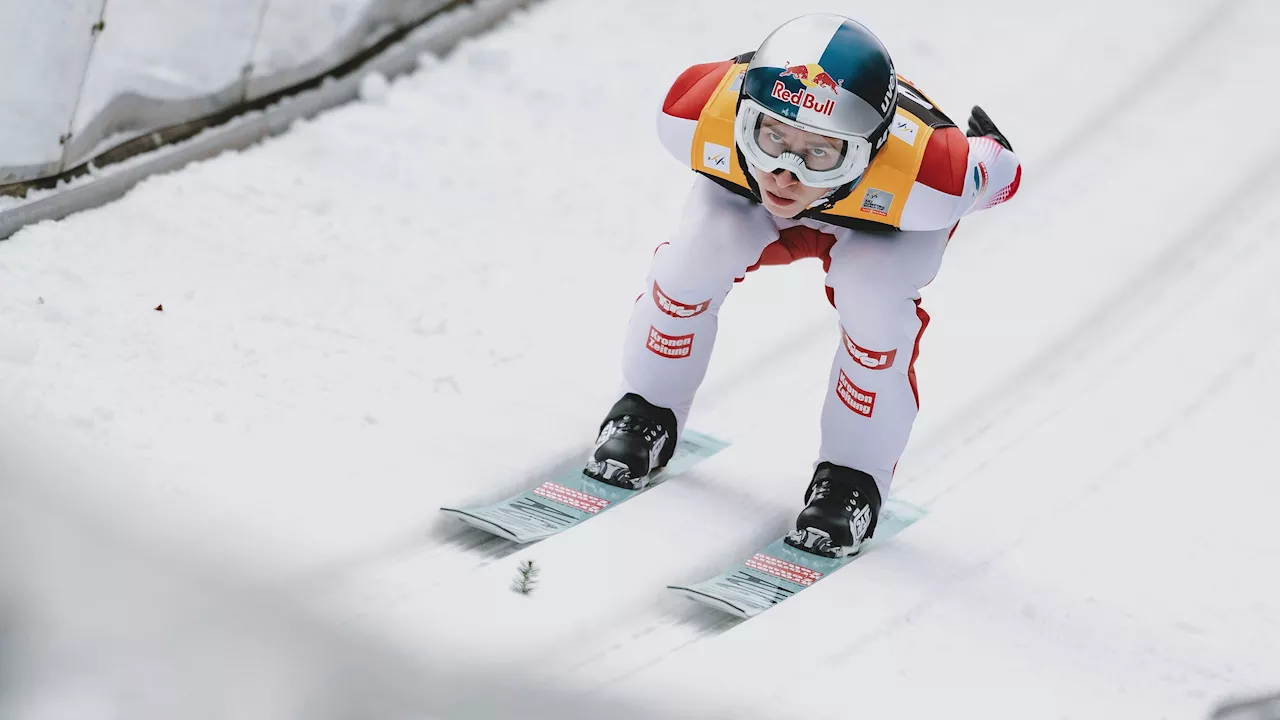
[2,0,1279,717]
[358,70,391,103]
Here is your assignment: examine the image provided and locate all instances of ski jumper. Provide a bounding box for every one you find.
[620,58,1022,498]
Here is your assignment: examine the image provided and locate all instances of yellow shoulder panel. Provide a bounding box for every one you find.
[690,64,750,184]
[827,107,934,228]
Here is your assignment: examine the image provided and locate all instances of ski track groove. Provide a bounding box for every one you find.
[826,327,1279,665]
[1032,0,1243,173]
[811,154,1280,670]
[898,0,1280,485]
[900,145,1280,502]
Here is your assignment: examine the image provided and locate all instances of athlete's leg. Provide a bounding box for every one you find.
[818,226,951,501]
[617,178,778,434]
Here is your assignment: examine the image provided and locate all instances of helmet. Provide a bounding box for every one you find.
[734,14,897,190]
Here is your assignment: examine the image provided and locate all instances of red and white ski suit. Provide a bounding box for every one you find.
[618,65,1022,498]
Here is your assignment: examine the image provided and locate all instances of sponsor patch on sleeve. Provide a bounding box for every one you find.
[647,326,694,359]
[653,282,710,318]
[967,161,991,212]
[836,369,876,417]
[842,329,897,370]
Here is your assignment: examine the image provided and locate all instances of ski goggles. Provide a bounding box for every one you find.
[734,97,873,189]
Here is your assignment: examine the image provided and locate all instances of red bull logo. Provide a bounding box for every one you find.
[775,63,840,116]
[771,81,835,116]
[780,63,842,92]
[812,72,840,92]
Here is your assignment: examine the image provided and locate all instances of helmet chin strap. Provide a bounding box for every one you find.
[808,188,838,209]
[808,173,863,211]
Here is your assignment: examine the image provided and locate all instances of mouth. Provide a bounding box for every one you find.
[765,190,797,207]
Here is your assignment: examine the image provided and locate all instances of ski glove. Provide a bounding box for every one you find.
[966,106,1014,152]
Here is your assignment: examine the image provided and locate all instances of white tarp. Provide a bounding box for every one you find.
[0,0,453,185]
[64,0,268,168]
[249,0,376,91]
[0,0,105,183]
[246,0,451,100]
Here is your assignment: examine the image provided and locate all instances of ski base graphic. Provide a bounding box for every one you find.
[669,499,926,619]
[440,430,728,543]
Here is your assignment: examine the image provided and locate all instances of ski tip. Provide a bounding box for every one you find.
[439,508,524,543]
[667,585,753,619]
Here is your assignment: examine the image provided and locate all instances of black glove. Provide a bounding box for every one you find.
[966,106,1014,152]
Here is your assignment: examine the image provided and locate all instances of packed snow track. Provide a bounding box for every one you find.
[1,0,1277,718]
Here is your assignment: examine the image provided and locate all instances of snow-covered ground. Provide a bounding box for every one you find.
[2,0,1278,717]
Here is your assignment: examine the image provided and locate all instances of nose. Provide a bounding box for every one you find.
[773,169,799,188]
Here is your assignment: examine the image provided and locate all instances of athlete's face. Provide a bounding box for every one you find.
[752,164,831,218]
[750,117,836,218]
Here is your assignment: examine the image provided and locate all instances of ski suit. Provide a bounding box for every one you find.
[619,58,1022,499]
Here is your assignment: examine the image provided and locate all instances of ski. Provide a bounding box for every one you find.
[440,429,728,543]
[668,499,926,618]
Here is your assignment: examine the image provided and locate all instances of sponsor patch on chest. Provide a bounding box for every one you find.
[702,141,732,174]
[890,113,919,146]
[860,188,894,217]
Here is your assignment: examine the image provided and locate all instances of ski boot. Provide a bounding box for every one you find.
[583,393,677,490]
[785,462,882,558]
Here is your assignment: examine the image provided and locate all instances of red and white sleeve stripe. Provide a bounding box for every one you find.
[899,128,1022,231]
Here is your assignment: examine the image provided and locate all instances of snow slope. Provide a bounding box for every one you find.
[1,0,1278,717]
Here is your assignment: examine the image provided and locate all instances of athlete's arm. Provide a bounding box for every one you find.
[898,113,1021,232]
[656,61,733,163]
